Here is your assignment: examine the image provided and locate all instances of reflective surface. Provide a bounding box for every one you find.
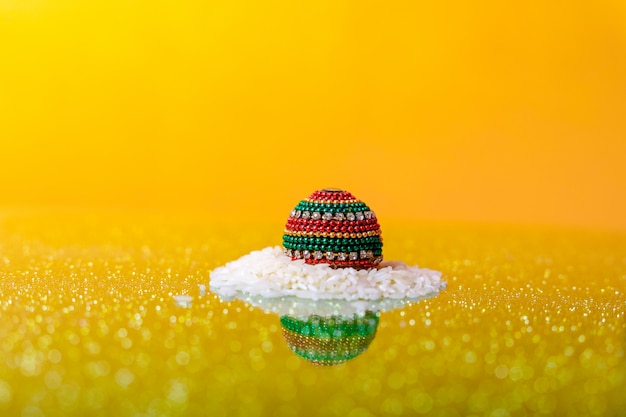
[0,212,624,416]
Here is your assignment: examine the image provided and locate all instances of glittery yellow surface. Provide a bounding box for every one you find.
[0,212,624,417]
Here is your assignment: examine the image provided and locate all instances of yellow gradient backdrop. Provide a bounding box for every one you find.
[1,0,625,229]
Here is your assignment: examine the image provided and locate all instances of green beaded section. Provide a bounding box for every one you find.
[295,201,370,213]
[281,313,379,364]
[282,235,383,253]
[282,244,382,254]
[283,234,383,250]
[283,235,382,245]
[283,244,382,255]
[281,245,383,254]
[281,312,379,338]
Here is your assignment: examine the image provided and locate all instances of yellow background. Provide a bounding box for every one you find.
[1,0,625,230]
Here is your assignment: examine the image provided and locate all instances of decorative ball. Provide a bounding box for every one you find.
[280,312,379,366]
[283,189,383,269]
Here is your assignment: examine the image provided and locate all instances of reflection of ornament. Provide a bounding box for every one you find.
[281,312,379,366]
[283,189,383,269]
[211,288,437,366]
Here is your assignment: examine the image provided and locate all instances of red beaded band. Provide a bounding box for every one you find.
[305,189,358,202]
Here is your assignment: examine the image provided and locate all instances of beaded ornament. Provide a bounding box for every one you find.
[283,189,383,269]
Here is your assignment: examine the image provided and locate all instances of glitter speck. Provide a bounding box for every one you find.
[114,368,135,388]
[495,364,509,379]
[0,380,12,405]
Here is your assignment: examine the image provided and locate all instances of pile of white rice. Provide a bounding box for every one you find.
[210,246,446,301]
